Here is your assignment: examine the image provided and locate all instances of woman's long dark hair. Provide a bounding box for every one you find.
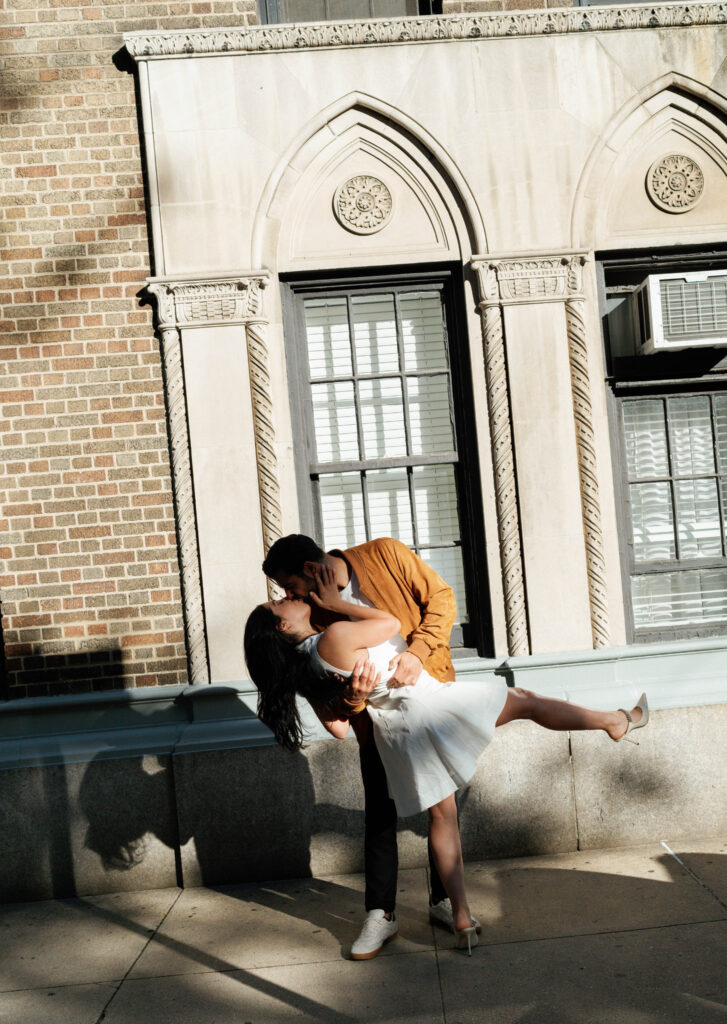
[244,604,343,751]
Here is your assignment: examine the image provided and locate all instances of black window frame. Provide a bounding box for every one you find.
[280,264,492,655]
[598,244,727,644]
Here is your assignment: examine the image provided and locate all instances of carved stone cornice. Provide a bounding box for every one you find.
[124,2,727,58]
[473,253,588,306]
[147,274,271,328]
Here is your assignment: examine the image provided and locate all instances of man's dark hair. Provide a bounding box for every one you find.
[262,534,326,579]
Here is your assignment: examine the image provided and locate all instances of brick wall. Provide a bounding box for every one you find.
[0,1,260,699]
[0,0,561,700]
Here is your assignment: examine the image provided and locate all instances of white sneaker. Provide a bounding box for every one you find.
[349,909,398,960]
[429,898,481,934]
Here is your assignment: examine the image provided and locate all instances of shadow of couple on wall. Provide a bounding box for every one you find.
[75,698,438,906]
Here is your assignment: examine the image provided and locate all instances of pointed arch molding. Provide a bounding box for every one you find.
[251,92,487,268]
[146,272,281,681]
[571,73,727,249]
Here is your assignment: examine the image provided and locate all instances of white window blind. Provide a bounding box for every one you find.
[302,288,467,624]
[622,394,727,631]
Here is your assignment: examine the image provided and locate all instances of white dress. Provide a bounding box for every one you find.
[300,632,508,818]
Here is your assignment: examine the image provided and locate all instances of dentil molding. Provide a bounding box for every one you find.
[124,2,727,59]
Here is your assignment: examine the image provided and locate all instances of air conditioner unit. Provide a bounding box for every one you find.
[630,271,727,354]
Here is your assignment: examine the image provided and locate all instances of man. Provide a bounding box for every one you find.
[263,533,478,959]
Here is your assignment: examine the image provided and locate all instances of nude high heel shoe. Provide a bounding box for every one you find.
[455,925,478,956]
[617,692,649,744]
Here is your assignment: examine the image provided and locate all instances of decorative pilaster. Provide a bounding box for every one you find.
[563,256,610,648]
[472,252,610,651]
[471,260,530,656]
[147,272,282,678]
[244,279,283,566]
[147,282,210,683]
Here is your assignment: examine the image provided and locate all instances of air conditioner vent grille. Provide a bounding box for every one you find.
[659,277,727,341]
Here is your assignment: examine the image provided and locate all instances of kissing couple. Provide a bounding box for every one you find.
[244,534,648,958]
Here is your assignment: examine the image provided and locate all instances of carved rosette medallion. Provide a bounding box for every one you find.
[334,175,393,235]
[646,154,704,213]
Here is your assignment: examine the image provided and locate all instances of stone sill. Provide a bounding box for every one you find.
[124,1,727,59]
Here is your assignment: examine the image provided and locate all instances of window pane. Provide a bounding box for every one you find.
[373,0,419,13]
[278,0,326,21]
[319,473,366,548]
[272,0,421,22]
[351,294,399,374]
[630,481,675,561]
[668,396,715,476]
[304,297,352,379]
[412,465,459,545]
[632,569,727,628]
[713,396,727,475]
[407,375,454,455]
[419,546,468,623]
[674,478,722,558]
[622,399,668,478]
[400,291,447,372]
[360,377,407,458]
[366,469,413,545]
[328,0,371,16]
[311,381,359,461]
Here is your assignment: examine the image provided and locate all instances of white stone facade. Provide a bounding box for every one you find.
[126,4,727,689]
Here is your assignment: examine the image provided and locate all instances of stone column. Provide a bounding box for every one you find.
[244,280,283,568]
[472,260,531,656]
[563,257,610,648]
[147,282,210,683]
[147,272,282,682]
[472,252,609,652]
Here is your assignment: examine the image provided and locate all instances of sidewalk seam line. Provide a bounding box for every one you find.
[568,731,582,852]
[431,922,447,1024]
[472,914,727,948]
[661,841,727,913]
[92,888,184,1024]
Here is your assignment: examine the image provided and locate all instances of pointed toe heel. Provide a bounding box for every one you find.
[455,925,478,956]
[617,692,649,744]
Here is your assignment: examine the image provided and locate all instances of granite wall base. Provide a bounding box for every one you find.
[2,703,724,903]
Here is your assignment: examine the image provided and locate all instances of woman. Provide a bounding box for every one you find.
[244,565,648,955]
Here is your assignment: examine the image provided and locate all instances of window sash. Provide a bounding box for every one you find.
[294,280,469,631]
[620,390,727,633]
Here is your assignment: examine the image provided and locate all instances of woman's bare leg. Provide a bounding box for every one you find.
[428,794,471,932]
[496,687,644,741]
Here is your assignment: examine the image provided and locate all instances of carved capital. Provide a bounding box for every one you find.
[146,274,271,329]
[475,253,589,305]
[471,259,500,307]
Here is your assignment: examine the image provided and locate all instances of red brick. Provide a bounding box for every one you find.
[108,214,146,227]
[15,165,58,178]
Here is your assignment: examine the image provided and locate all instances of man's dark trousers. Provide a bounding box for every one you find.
[357,712,448,913]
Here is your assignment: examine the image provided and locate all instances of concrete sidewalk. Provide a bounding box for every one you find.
[2,837,726,1024]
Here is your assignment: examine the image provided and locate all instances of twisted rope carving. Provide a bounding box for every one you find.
[157,322,210,682]
[565,296,610,648]
[481,299,531,656]
[245,281,283,599]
